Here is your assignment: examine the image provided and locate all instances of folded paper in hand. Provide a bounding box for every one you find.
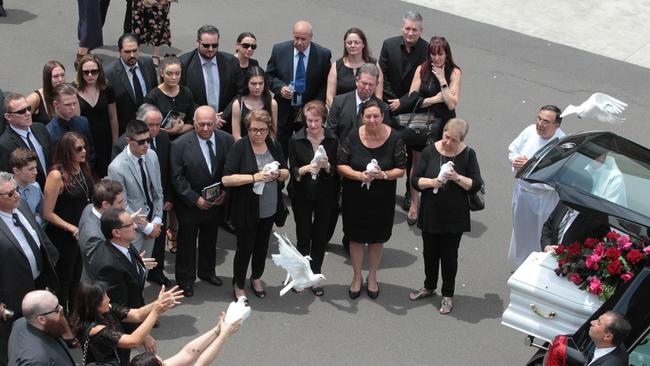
[201,182,221,201]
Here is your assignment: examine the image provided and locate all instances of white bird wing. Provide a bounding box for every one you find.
[559,104,578,118]
[271,233,313,292]
[561,93,627,124]
[310,146,327,180]
[224,296,251,325]
[433,161,454,194]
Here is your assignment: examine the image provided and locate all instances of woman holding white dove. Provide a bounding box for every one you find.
[222,110,289,300]
[408,118,482,314]
[287,101,339,297]
[337,99,406,300]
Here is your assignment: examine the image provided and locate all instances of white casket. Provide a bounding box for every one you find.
[501,251,604,342]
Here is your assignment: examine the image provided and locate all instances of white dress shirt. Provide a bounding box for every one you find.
[0,209,41,279]
[196,132,217,175]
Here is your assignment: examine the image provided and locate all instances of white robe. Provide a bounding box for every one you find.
[585,155,627,206]
[507,124,565,265]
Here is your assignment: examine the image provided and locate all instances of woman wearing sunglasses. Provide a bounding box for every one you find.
[234,32,259,92]
[75,54,119,177]
[43,132,95,315]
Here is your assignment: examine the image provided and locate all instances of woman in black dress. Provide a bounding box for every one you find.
[337,100,406,300]
[234,32,260,93]
[287,101,338,297]
[76,54,119,177]
[222,110,289,301]
[42,132,94,313]
[230,66,278,140]
[26,60,67,124]
[132,0,172,67]
[144,55,196,139]
[325,27,383,108]
[408,119,481,314]
[72,280,182,365]
[405,36,462,226]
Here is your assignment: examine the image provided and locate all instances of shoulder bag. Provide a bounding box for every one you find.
[464,147,485,211]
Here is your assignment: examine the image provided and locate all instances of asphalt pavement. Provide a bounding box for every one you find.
[1,1,650,365]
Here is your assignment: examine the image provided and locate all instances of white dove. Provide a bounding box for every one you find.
[434,161,454,194]
[224,296,251,325]
[360,159,379,190]
[309,145,327,180]
[560,92,627,124]
[253,161,280,195]
[271,232,326,296]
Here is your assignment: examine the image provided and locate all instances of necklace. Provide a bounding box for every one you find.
[69,170,91,203]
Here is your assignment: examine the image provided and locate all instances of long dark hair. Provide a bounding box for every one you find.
[51,132,93,187]
[419,36,461,82]
[75,54,107,91]
[241,66,272,114]
[342,27,372,62]
[42,60,65,114]
[71,280,107,337]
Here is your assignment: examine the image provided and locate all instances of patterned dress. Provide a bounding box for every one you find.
[132,1,171,47]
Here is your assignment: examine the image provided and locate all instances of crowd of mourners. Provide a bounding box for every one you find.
[0,6,494,365]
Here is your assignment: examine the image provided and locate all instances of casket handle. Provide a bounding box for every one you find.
[530,304,556,319]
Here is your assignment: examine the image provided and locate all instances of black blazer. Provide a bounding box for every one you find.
[0,202,60,314]
[105,58,158,134]
[0,123,52,189]
[7,318,75,366]
[179,49,240,112]
[89,240,145,308]
[287,127,339,201]
[170,130,234,218]
[266,41,331,125]
[325,91,391,142]
[540,202,610,250]
[378,36,428,114]
[223,137,287,228]
[588,345,628,366]
[113,130,174,202]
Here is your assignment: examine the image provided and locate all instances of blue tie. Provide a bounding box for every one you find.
[294,52,306,95]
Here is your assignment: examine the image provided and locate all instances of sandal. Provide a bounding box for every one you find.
[439,297,453,314]
[166,228,177,253]
[409,287,435,301]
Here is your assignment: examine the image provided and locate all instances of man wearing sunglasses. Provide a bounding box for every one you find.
[179,25,239,129]
[7,290,74,366]
[0,172,60,365]
[0,93,52,190]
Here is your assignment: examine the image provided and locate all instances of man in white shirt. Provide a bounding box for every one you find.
[507,105,565,265]
[586,311,630,366]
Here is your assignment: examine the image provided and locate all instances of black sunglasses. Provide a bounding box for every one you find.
[116,220,135,229]
[83,69,100,76]
[9,106,31,115]
[201,43,219,49]
[0,189,17,198]
[38,304,63,317]
[240,43,257,50]
[132,138,149,146]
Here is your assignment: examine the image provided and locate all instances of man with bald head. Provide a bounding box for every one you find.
[266,20,331,158]
[171,106,234,297]
[7,290,74,365]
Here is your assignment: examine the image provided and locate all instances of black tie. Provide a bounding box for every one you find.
[129,249,145,285]
[138,158,154,220]
[206,139,217,176]
[148,138,156,152]
[12,213,43,272]
[130,66,144,106]
[25,131,37,152]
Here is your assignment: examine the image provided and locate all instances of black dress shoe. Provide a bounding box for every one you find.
[181,284,193,297]
[0,5,7,17]
[348,287,361,299]
[250,278,266,298]
[199,275,223,287]
[147,272,172,287]
[219,220,236,234]
[367,286,379,300]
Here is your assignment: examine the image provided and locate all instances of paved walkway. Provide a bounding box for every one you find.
[405,0,650,69]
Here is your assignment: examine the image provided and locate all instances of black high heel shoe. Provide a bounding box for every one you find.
[349,280,362,299]
[366,277,379,300]
[250,278,266,298]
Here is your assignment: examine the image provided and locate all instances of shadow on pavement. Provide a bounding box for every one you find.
[0,8,37,25]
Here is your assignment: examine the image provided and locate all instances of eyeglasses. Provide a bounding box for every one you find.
[129,138,149,146]
[8,106,31,115]
[74,145,87,153]
[38,304,63,317]
[83,69,100,76]
[0,189,17,198]
[201,43,219,49]
[248,127,269,135]
[116,221,135,230]
[240,43,257,50]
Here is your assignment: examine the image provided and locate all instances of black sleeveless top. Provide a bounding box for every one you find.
[415,65,457,124]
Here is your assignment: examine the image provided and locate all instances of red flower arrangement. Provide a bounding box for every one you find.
[553,231,650,300]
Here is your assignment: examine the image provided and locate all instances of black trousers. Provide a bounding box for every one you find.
[422,232,462,297]
[123,0,132,33]
[175,212,220,285]
[149,210,167,275]
[232,216,274,289]
[55,242,83,314]
[291,194,335,274]
[276,107,302,162]
[99,0,110,26]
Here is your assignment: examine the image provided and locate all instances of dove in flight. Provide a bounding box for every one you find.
[560,92,627,124]
[309,145,328,180]
[253,161,280,195]
[361,159,379,190]
[271,232,326,296]
[224,296,251,325]
[435,161,455,194]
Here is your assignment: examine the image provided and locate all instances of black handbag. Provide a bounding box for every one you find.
[463,147,485,211]
[398,98,441,146]
[274,197,289,227]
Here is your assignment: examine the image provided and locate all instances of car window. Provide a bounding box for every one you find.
[629,330,650,366]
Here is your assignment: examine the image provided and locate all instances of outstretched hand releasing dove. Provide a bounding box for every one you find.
[224,296,251,325]
[309,145,328,180]
[560,92,627,124]
[435,161,454,194]
[253,161,280,195]
[271,232,326,296]
[361,159,379,190]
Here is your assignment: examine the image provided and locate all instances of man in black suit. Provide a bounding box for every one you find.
[266,20,332,158]
[0,172,59,365]
[171,106,234,297]
[106,33,158,134]
[179,25,240,129]
[540,201,610,252]
[112,104,172,286]
[0,88,6,133]
[0,93,52,189]
[585,311,630,366]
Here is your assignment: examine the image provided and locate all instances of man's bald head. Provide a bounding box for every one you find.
[194,105,217,140]
[292,20,313,52]
[22,290,58,323]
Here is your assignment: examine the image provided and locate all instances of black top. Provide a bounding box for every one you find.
[411,145,482,233]
[223,137,287,228]
[31,89,52,124]
[236,58,260,94]
[334,57,377,96]
[144,86,197,124]
[80,304,129,364]
[414,65,456,124]
[78,86,116,177]
[288,127,339,201]
[378,36,428,112]
[8,317,75,366]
